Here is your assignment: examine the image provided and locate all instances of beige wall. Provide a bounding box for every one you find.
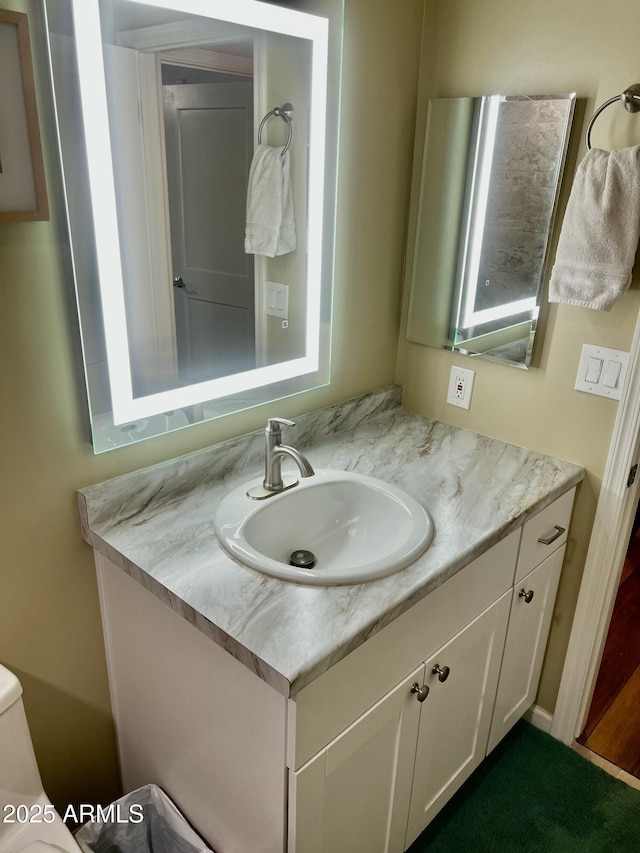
[397,0,640,711]
[0,0,423,809]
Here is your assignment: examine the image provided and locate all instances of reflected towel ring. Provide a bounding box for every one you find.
[258,103,294,156]
[585,84,640,150]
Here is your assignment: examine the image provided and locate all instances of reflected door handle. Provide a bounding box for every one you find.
[173,276,185,288]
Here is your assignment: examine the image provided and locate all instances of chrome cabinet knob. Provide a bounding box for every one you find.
[411,682,429,702]
[432,664,450,682]
[519,588,534,603]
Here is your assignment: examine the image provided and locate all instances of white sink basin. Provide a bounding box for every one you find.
[214,469,434,585]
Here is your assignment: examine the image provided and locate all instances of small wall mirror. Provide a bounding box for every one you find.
[406,93,575,368]
[44,0,342,451]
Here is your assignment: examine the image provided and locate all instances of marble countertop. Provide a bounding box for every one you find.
[78,387,584,698]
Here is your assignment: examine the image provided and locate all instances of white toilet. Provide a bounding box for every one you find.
[0,664,82,853]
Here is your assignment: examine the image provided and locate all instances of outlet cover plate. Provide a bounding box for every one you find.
[447,365,475,410]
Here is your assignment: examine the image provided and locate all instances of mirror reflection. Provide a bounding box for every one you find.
[45,0,340,451]
[406,93,575,367]
[163,64,257,388]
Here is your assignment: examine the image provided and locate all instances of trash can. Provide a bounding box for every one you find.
[75,784,214,853]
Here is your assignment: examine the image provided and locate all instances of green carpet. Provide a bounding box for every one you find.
[408,721,640,852]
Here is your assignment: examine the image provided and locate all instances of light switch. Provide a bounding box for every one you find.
[265,281,289,320]
[575,343,629,400]
[585,357,603,384]
[603,360,622,389]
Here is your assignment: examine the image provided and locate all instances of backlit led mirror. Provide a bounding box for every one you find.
[44,0,342,451]
[406,94,575,367]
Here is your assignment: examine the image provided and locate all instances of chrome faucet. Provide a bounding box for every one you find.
[247,418,315,500]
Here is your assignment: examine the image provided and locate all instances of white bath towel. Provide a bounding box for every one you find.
[245,144,296,257]
[549,145,640,310]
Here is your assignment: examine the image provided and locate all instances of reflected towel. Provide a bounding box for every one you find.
[245,144,296,257]
[549,146,640,310]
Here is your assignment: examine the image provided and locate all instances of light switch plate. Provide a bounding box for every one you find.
[265,281,289,320]
[575,343,629,400]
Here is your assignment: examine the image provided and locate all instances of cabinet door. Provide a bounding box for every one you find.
[487,545,565,753]
[404,592,511,848]
[290,667,423,853]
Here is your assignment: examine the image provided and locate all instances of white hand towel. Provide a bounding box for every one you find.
[245,144,296,257]
[548,145,640,310]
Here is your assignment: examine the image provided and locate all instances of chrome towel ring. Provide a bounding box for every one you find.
[258,103,294,156]
[585,83,640,150]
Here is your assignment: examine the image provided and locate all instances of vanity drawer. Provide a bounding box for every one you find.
[291,530,519,770]
[515,488,575,584]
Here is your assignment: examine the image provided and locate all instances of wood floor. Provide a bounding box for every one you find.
[579,528,640,777]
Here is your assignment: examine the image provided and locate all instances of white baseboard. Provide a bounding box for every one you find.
[523,704,553,734]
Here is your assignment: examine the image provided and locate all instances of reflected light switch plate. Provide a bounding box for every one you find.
[265,282,289,320]
[575,343,629,400]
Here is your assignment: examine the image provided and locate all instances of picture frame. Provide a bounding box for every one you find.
[0,9,48,222]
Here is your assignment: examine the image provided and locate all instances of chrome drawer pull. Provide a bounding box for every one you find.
[537,525,565,546]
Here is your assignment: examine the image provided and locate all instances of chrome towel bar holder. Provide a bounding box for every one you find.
[585,83,640,150]
[258,102,294,155]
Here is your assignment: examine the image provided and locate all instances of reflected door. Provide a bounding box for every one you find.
[163,80,255,384]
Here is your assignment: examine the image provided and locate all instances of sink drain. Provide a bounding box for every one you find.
[290,549,315,569]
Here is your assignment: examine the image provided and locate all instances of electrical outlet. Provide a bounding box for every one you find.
[447,366,475,410]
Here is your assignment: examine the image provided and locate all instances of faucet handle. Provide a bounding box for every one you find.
[266,417,295,435]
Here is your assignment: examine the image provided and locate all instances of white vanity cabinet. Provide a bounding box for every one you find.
[290,573,512,853]
[403,592,511,847]
[486,487,575,753]
[93,488,575,853]
[486,547,565,753]
[290,667,423,853]
[289,488,575,852]
[291,595,512,853]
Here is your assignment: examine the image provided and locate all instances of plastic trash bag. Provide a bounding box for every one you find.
[75,784,214,853]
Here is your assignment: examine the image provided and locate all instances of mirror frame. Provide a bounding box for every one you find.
[70,0,330,425]
[406,92,576,369]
